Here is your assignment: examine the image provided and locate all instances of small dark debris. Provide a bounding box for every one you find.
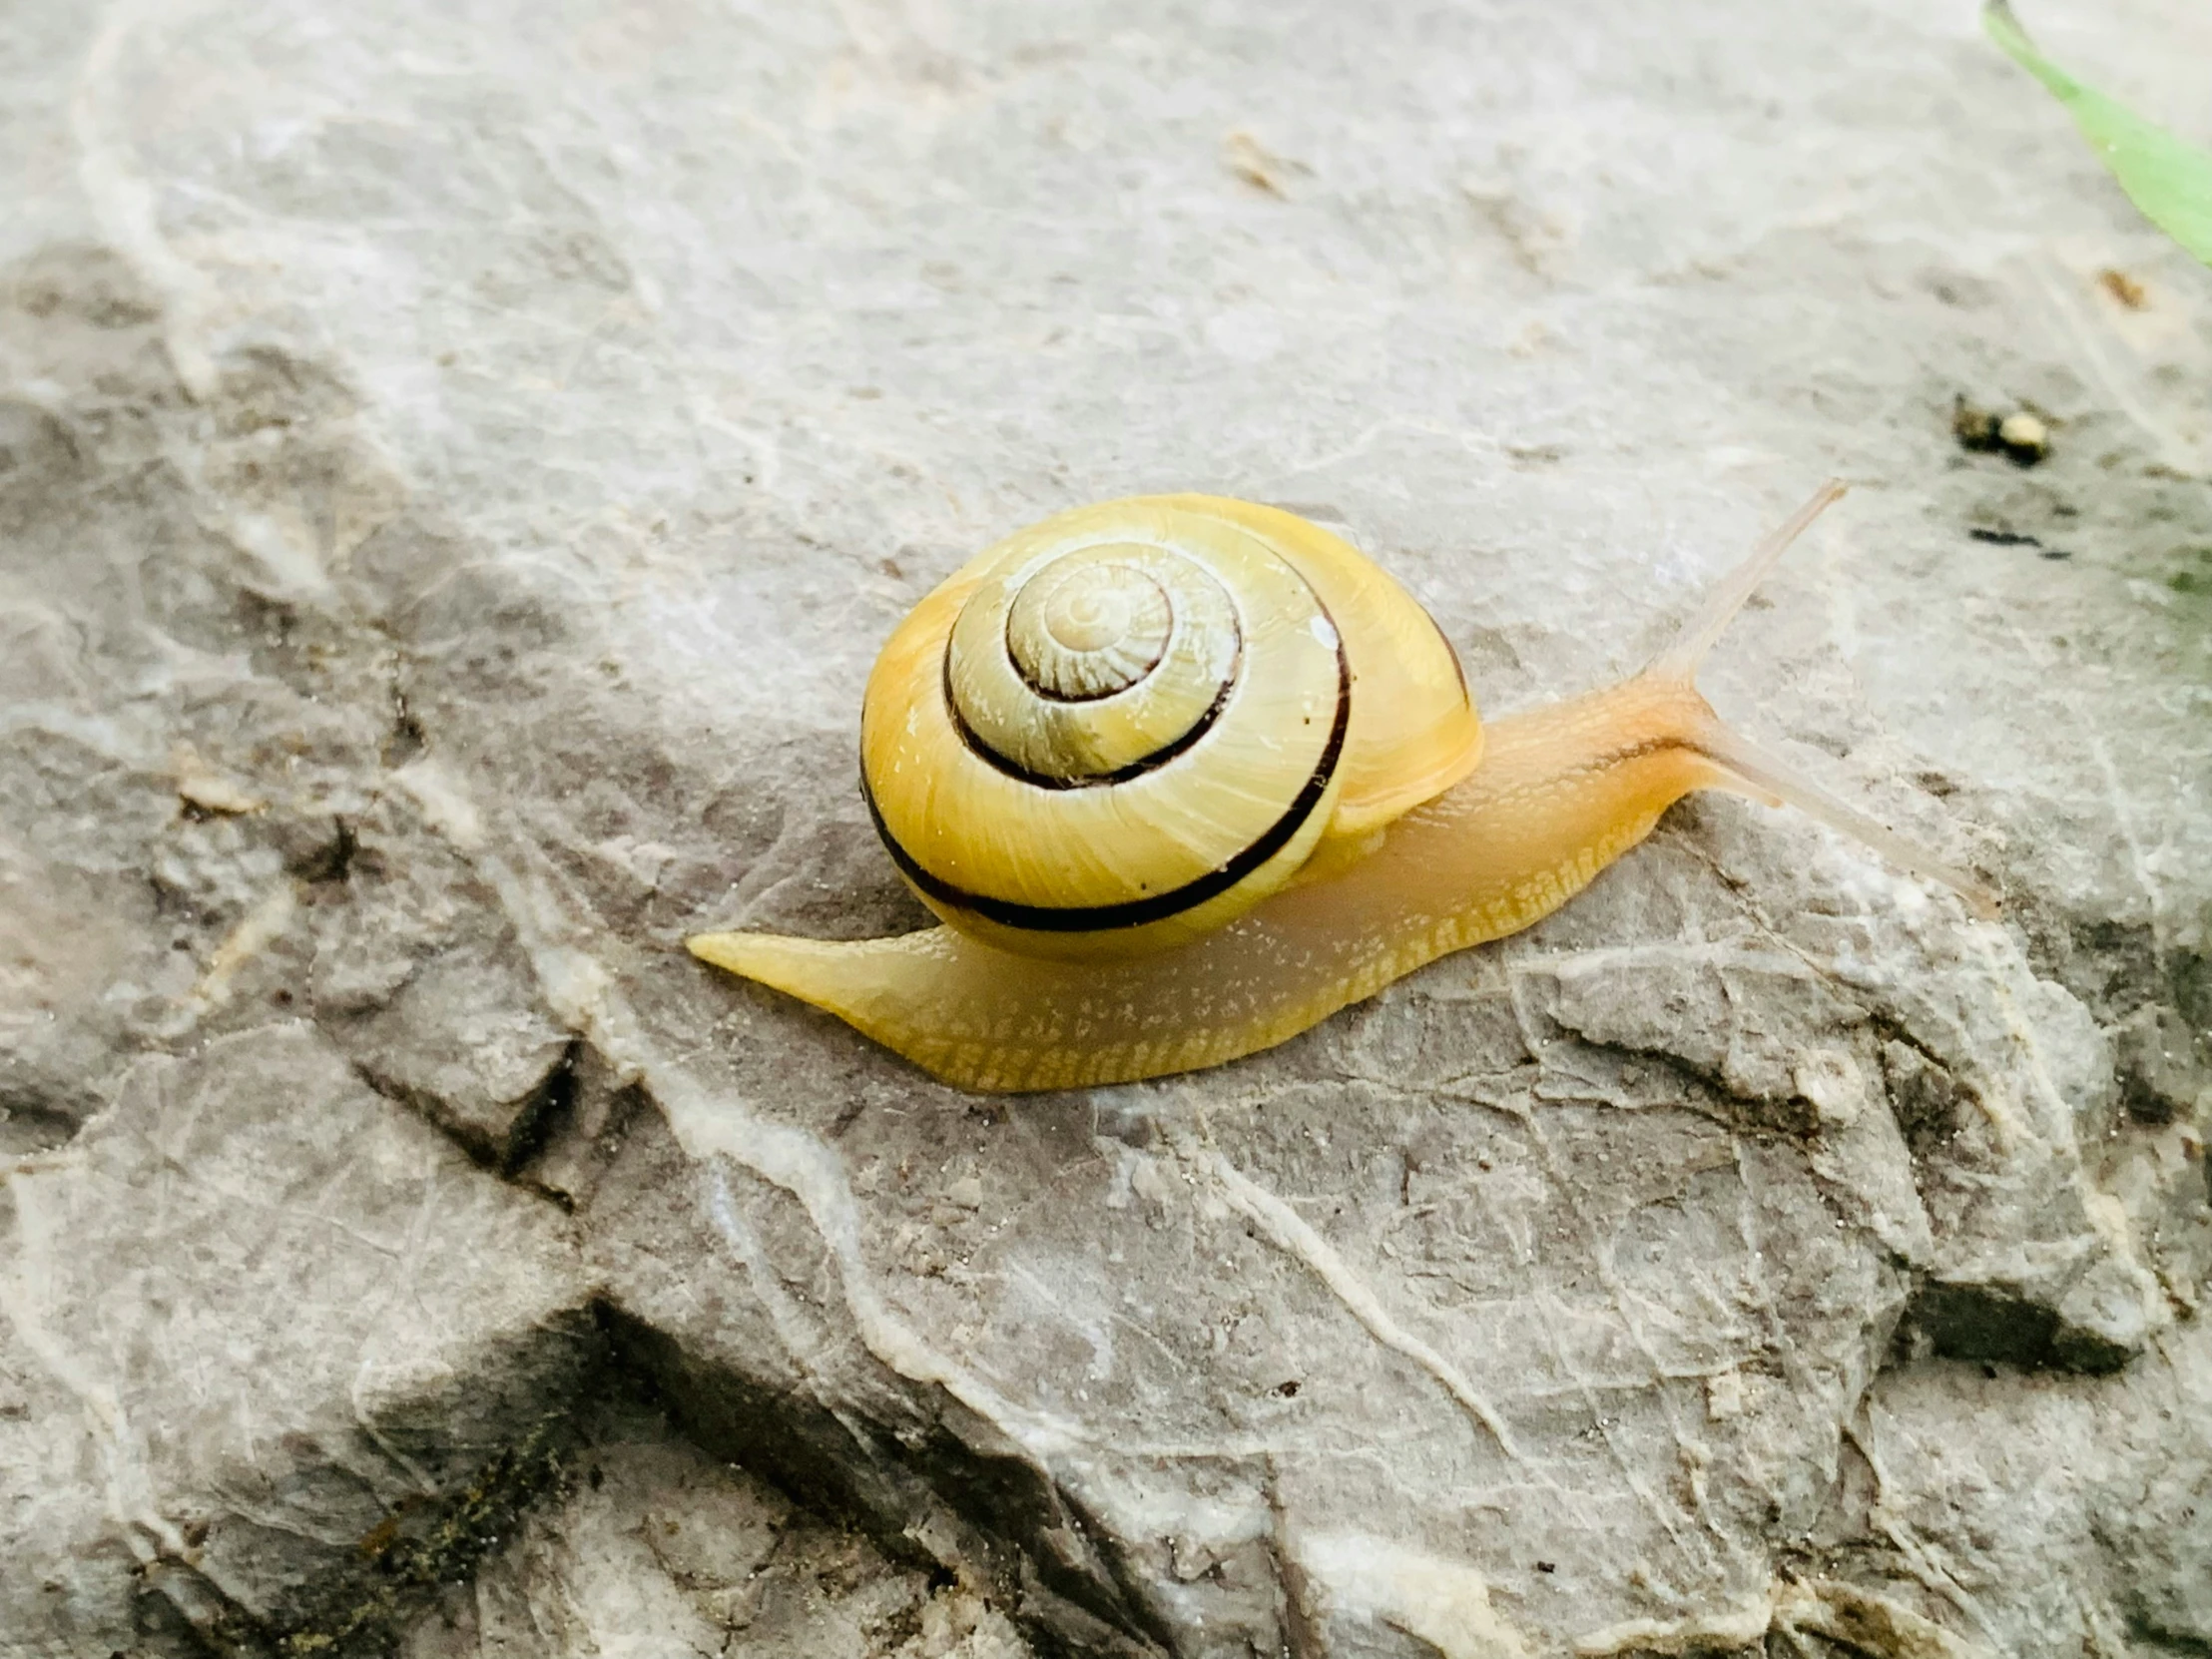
[1952,398,2002,452]
[286,818,358,884]
[1274,1380,1301,1397]
[1536,1560,1556,1574]
[1966,527,2073,561]
[588,1464,604,1490]
[1981,1363,1998,1380]
[1952,396,2051,466]
[1914,770,1956,799]
[2099,268,2148,309]
[383,692,427,768]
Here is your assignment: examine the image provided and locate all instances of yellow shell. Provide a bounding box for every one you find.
[859,495,1483,959]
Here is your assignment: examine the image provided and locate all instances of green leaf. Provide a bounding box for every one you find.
[1984,0,2212,266]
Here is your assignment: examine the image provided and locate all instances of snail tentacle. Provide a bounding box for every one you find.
[1637,477,1998,918]
[1678,720,1999,919]
[1647,478,1849,682]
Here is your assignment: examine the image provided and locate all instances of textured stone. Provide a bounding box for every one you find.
[3,0,2211,1654]
[2115,1002,2211,1124]
[1805,1320,2212,1657]
[307,796,577,1168]
[400,1396,1034,1659]
[0,1023,597,1656]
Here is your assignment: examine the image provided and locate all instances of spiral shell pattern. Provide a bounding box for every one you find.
[859,496,1481,958]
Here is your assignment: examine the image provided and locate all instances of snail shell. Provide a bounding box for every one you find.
[860,496,1482,959]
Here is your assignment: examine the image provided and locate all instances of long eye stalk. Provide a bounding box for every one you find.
[1643,480,1997,919]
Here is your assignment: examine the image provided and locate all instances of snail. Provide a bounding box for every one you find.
[690,486,1994,1092]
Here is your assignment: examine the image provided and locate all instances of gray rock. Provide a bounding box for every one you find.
[4,0,2212,1653]
[307,796,578,1168]
[1806,1320,2212,1658]
[400,1396,1034,1659]
[0,1023,597,1656]
[2114,1003,2211,1125]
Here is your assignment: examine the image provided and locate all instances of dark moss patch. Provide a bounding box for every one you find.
[1902,1282,2132,1375]
[264,1412,578,1658]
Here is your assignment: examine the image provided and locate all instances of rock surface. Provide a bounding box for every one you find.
[400,1396,1033,1659]
[3,0,2210,1655]
[0,1024,597,1655]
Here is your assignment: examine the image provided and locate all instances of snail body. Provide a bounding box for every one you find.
[692,484,1992,1092]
